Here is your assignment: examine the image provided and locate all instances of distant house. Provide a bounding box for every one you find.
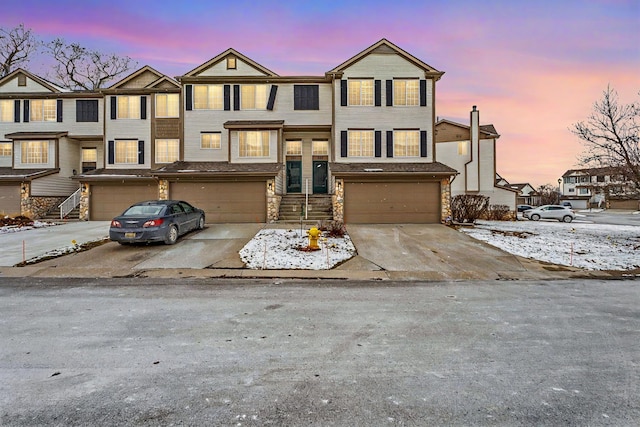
[561,167,639,210]
[507,183,540,206]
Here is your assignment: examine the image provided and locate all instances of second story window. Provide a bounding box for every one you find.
[156,94,179,118]
[194,85,223,110]
[239,131,270,157]
[394,131,420,157]
[115,140,138,163]
[394,79,419,106]
[155,139,179,163]
[31,100,56,122]
[21,141,48,164]
[0,100,13,122]
[457,141,469,155]
[0,142,12,157]
[117,96,140,119]
[294,85,319,110]
[241,85,268,110]
[76,100,99,122]
[348,79,373,106]
[348,130,374,157]
[201,132,221,149]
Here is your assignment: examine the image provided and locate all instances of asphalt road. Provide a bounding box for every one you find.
[1,278,638,426]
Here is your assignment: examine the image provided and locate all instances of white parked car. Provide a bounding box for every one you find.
[523,205,576,223]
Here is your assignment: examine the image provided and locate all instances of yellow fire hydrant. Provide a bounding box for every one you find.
[306,226,321,249]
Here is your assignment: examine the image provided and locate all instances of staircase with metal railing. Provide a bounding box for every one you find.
[41,188,82,221]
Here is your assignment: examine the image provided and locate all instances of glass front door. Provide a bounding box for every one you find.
[313,161,328,194]
[286,161,302,193]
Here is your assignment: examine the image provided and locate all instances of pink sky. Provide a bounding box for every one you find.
[4,0,639,188]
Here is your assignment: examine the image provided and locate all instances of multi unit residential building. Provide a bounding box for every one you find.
[562,167,639,210]
[0,39,516,223]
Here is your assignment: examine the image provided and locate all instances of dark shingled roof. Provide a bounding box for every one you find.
[329,162,457,175]
[154,161,282,175]
[76,169,154,180]
[0,168,58,181]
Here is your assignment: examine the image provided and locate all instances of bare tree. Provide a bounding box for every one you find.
[571,86,640,192]
[0,24,39,77]
[46,38,137,90]
[536,184,560,205]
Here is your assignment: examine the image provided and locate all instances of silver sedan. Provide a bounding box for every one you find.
[523,205,576,223]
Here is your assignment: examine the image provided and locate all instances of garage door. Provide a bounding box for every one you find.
[0,184,21,216]
[609,199,640,210]
[170,181,266,223]
[344,181,440,224]
[90,183,158,220]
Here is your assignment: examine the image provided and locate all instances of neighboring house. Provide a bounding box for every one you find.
[77,66,181,220]
[507,183,540,206]
[1,39,513,224]
[434,109,517,212]
[562,167,639,210]
[0,69,103,217]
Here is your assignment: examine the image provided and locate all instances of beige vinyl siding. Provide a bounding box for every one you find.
[0,75,52,93]
[31,137,80,196]
[197,59,270,77]
[334,53,434,164]
[105,96,152,169]
[182,112,230,162]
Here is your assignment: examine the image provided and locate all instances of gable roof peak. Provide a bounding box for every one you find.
[181,48,279,78]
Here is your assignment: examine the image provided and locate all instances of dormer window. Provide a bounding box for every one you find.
[227,57,237,69]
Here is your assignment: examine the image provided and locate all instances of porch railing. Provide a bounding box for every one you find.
[58,187,82,219]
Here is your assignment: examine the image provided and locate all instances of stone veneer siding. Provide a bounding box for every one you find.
[79,183,90,221]
[158,179,169,200]
[19,182,65,219]
[440,178,452,223]
[331,178,344,222]
[266,179,281,222]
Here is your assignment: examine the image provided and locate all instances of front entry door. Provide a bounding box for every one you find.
[286,161,302,193]
[313,161,328,194]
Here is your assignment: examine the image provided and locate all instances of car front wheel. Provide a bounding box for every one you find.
[531,214,540,221]
[562,215,573,223]
[164,225,179,245]
[197,215,205,230]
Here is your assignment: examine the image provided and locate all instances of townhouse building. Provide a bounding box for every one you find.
[562,167,639,210]
[0,39,515,223]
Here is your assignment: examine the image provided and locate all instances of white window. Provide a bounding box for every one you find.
[30,100,57,122]
[21,141,48,164]
[117,96,140,119]
[457,141,469,155]
[394,79,419,106]
[348,131,374,157]
[156,94,179,118]
[0,142,12,157]
[194,85,223,110]
[201,133,221,149]
[241,85,268,110]
[115,140,138,164]
[0,100,13,122]
[286,141,302,155]
[239,131,270,157]
[394,131,420,157]
[82,148,97,162]
[155,139,179,163]
[312,140,329,155]
[348,79,373,106]
[579,188,590,195]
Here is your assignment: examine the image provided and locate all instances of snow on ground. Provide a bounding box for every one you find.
[460,219,640,271]
[0,220,56,234]
[240,228,356,270]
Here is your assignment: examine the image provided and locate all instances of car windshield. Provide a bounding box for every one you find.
[122,205,165,216]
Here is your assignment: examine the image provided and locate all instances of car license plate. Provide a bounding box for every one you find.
[125,232,136,238]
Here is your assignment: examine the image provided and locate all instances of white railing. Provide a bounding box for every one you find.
[58,187,82,219]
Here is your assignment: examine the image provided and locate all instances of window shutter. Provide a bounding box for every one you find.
[340,131,348,157]
[310,85,319,110]
[23,100,29,122]
[375,80,381,107]
[374,131,382,157]
[110,96,116,120]
[267,85,278,110]
[138,140,145,164]
[56,99,63,122]
[185,85,193,111]
[386,131,394,158]
[420,80,427,107]
[140,96,147,119]
[233,85,240,110]
[224,85,231,110]
[14,100,20,122]
[340,80,347,106]
[386,80,393,106]
[420,131,428,157]
[108,140,114,164]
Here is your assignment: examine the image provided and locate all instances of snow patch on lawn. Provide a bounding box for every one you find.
[240,228,356,270]
[460,220,640,271]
